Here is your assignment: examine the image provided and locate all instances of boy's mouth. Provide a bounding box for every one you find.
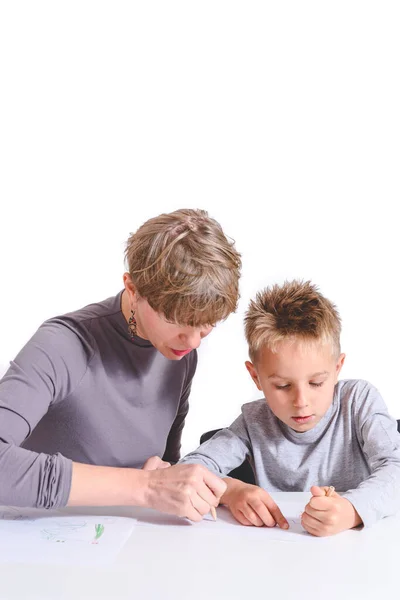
[291,415,315,425]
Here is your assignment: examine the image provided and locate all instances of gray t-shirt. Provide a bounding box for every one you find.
[180,379,400,527]
[0,291,197,509]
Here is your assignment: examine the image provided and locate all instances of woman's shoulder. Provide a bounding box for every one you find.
[60,291,124,324]
[32,292,124,362]
[45,291,123,338]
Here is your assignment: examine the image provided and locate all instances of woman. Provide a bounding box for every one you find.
[0,209,241,521]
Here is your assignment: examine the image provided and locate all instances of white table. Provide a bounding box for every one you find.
[0,493,398,600]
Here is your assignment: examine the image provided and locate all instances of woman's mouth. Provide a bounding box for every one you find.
[171,349,192,357]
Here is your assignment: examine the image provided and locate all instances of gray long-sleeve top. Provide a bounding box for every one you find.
[180,379,400,527]
[0,291,197,509]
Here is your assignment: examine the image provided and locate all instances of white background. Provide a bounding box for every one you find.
[0,1,399,455]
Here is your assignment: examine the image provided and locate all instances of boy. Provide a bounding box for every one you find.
[180,280,400,536]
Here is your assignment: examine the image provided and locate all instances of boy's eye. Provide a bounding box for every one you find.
[275,384,290,390]
[310,382,324,387]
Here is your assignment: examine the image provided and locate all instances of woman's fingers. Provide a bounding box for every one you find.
[188,493,216,521]
[142,456,171,471]
[146,464,227,520]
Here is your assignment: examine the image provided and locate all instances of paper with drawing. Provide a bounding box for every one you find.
[0,506,136,565]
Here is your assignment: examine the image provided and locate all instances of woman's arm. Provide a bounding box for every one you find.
[69,461,226,521]
[0,320,90,507]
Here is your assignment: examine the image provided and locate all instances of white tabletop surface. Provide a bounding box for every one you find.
[1,492,398,600]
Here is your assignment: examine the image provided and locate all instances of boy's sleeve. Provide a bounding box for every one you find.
[178,411,252,477]
[341,383,400,527]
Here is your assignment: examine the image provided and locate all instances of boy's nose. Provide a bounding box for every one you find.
[292,389,309,408]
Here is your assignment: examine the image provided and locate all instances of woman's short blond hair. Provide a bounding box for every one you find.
[245,280,341,362]
[125,209,241,326]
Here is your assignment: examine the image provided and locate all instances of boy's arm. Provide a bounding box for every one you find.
[341,384,400,527]
[179,413,252,477]
[220,476,250,504]
[180,411,290,529]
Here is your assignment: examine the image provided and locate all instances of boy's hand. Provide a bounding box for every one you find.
[301,486,362,537]
[222,478,289,529]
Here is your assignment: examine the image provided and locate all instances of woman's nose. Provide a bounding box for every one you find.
[179,329,201,350]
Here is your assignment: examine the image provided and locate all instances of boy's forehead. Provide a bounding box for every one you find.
[258,339,336,374]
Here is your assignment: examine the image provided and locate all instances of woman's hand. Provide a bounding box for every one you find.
[142,456,171,470]
[301,486,362,536]
[222,478,289,529]
[143,463,227,522]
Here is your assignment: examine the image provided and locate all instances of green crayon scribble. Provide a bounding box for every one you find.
[93,523,105,543]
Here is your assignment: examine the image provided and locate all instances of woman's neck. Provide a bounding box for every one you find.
[120,289,131,323]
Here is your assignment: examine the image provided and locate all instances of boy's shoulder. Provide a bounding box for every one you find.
[336,378,380,405]
[336,378,392,425]
[240,398,273,422]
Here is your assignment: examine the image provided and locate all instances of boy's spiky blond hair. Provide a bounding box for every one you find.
[244,280,341,362]
[125,209,241,327]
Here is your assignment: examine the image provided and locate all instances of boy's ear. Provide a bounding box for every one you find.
[335,353,346,381]
[245,361,263,391]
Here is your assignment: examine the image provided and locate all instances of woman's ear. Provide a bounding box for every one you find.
[245,361,263,391]
[123,273,138,305]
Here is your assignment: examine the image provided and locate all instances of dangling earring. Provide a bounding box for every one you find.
[128,309,137,340]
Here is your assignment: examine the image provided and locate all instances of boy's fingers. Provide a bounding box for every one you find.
[309,496,332,511]
[301,515,322,537]
[244,506,264,527]
[310,485,339,500]
[249,500,275,527]
[304,504,326,522]
[310,485,327,497]
[262,495,289,529]
[302,511,331,537]
[235,510,253,526]
[302,511,323,530]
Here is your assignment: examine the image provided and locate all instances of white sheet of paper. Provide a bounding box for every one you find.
[199,502,319,542]
[135,501,346,542]
[0,506,136,565]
